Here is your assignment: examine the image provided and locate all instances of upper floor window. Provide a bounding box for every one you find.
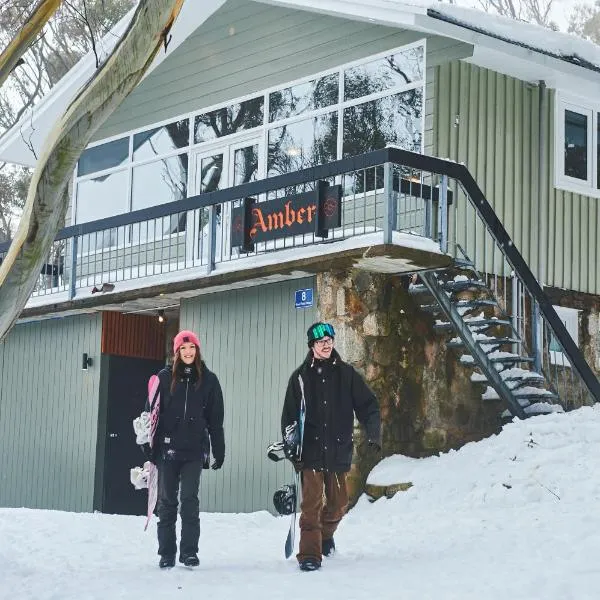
[555,94,600,198]
[74,40,426,235]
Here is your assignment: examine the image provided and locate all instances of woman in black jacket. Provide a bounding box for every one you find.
[150,330,225,569]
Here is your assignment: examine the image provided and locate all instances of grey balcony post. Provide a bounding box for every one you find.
[206,205,217,273]
[439,174,448,254]
[383,161,395,244]
[68,236,78,300]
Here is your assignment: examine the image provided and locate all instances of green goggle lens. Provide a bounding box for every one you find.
[310,323,335,340]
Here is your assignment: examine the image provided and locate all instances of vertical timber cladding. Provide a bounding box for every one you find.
[433,61,600,296]
[180,278,317,513]
[0,314,102,512]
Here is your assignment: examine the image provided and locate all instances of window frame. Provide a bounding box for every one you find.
[555,92,599,198]
[72,39,427,227]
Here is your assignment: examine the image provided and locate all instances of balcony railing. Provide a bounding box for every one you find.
[0,149,450,301]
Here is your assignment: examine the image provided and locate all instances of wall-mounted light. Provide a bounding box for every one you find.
[158,309,166,324]
[82,353,93,370]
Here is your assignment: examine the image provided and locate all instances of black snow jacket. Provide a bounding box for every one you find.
[281,349,380,472]
[148,361,225,465]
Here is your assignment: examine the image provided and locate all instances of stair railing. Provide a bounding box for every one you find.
[381,146,600,409]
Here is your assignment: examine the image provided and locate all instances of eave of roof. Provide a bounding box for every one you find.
[427,8,600,75]
[0,0,226,167]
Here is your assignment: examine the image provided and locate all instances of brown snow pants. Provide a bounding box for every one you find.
[297,469,349,563]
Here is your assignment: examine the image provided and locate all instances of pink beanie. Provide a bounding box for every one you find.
[173,330,201,355]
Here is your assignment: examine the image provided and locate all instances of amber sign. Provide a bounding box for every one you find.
[230,182,342,251]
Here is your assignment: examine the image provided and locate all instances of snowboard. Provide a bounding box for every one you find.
[283,374,306,559]
[144,374,161,531]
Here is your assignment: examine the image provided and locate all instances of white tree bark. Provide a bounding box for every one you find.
[0,0,62,89]
[0,0,184,340]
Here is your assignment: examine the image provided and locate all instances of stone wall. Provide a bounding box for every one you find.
[317,270,501,504]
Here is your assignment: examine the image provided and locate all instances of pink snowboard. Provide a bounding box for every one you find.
[144,375,160,531]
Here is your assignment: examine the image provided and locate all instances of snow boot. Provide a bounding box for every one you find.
[179,553,200,567]
[299,558,321,572]
[322,538,335,557]
[159,555,175,569]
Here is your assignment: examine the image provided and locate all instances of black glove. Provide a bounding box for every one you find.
[211,459,224,470]
[368,440,382,453]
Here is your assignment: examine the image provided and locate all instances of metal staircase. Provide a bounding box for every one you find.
[409,263,560,420]
[379,147,600,418]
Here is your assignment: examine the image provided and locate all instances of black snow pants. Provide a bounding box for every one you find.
[156,458,203,557]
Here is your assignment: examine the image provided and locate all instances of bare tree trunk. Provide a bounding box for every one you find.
[0,0,63,88]
[0,0,184,340]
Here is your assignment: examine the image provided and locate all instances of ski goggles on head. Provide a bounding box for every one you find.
[307,322,335,343]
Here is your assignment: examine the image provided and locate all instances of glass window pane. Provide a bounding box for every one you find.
[133,120,189,161]
[233,145,259,185]
[269,74,339,122]
[344,46,424,102]
[194,97,264,143]
[199,154,224,193]
[267,112,338,176]
[76,169,129,249]
[78,138,129,177]
[564,109,588,181]
[131,153,188,237]
[342,89,422,157]
[76,169,129,223]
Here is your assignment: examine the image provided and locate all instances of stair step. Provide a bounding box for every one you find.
[502,402,563,418]
[471,371,545,386]
[441,279,488,293]
[502,402,564,418]
[524,402,564,415]
[408,284,430,296]
[491,355,535,365]
[422,299,497,313]
[434,318,512,332]
[453,258,475,269]
[461,354,534,366]
[482,387,558,402]
[446,336,520,349]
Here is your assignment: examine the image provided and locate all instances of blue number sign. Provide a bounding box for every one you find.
[295,288,313,309]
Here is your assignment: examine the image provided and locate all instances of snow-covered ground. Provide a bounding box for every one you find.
[3,405,600,599]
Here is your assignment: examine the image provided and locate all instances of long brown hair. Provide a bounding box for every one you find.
[170,347,203,394]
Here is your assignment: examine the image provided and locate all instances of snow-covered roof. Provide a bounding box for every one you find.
[2,0,600,167]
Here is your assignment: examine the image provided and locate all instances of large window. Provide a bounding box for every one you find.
[555,94,599,197]
[73,41,426,235]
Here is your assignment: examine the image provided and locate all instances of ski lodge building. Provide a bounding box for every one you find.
[0,0,599,515]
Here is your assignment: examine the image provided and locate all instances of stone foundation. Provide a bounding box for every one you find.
[317,270,502,505]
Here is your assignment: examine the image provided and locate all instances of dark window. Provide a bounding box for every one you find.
[269,74,339,122]
[78,137,129,177]
[194,97,264,143]
[564,109,588,181]
[133,120,189,161]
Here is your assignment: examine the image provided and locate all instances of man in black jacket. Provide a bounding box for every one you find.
[281,322,381,572]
